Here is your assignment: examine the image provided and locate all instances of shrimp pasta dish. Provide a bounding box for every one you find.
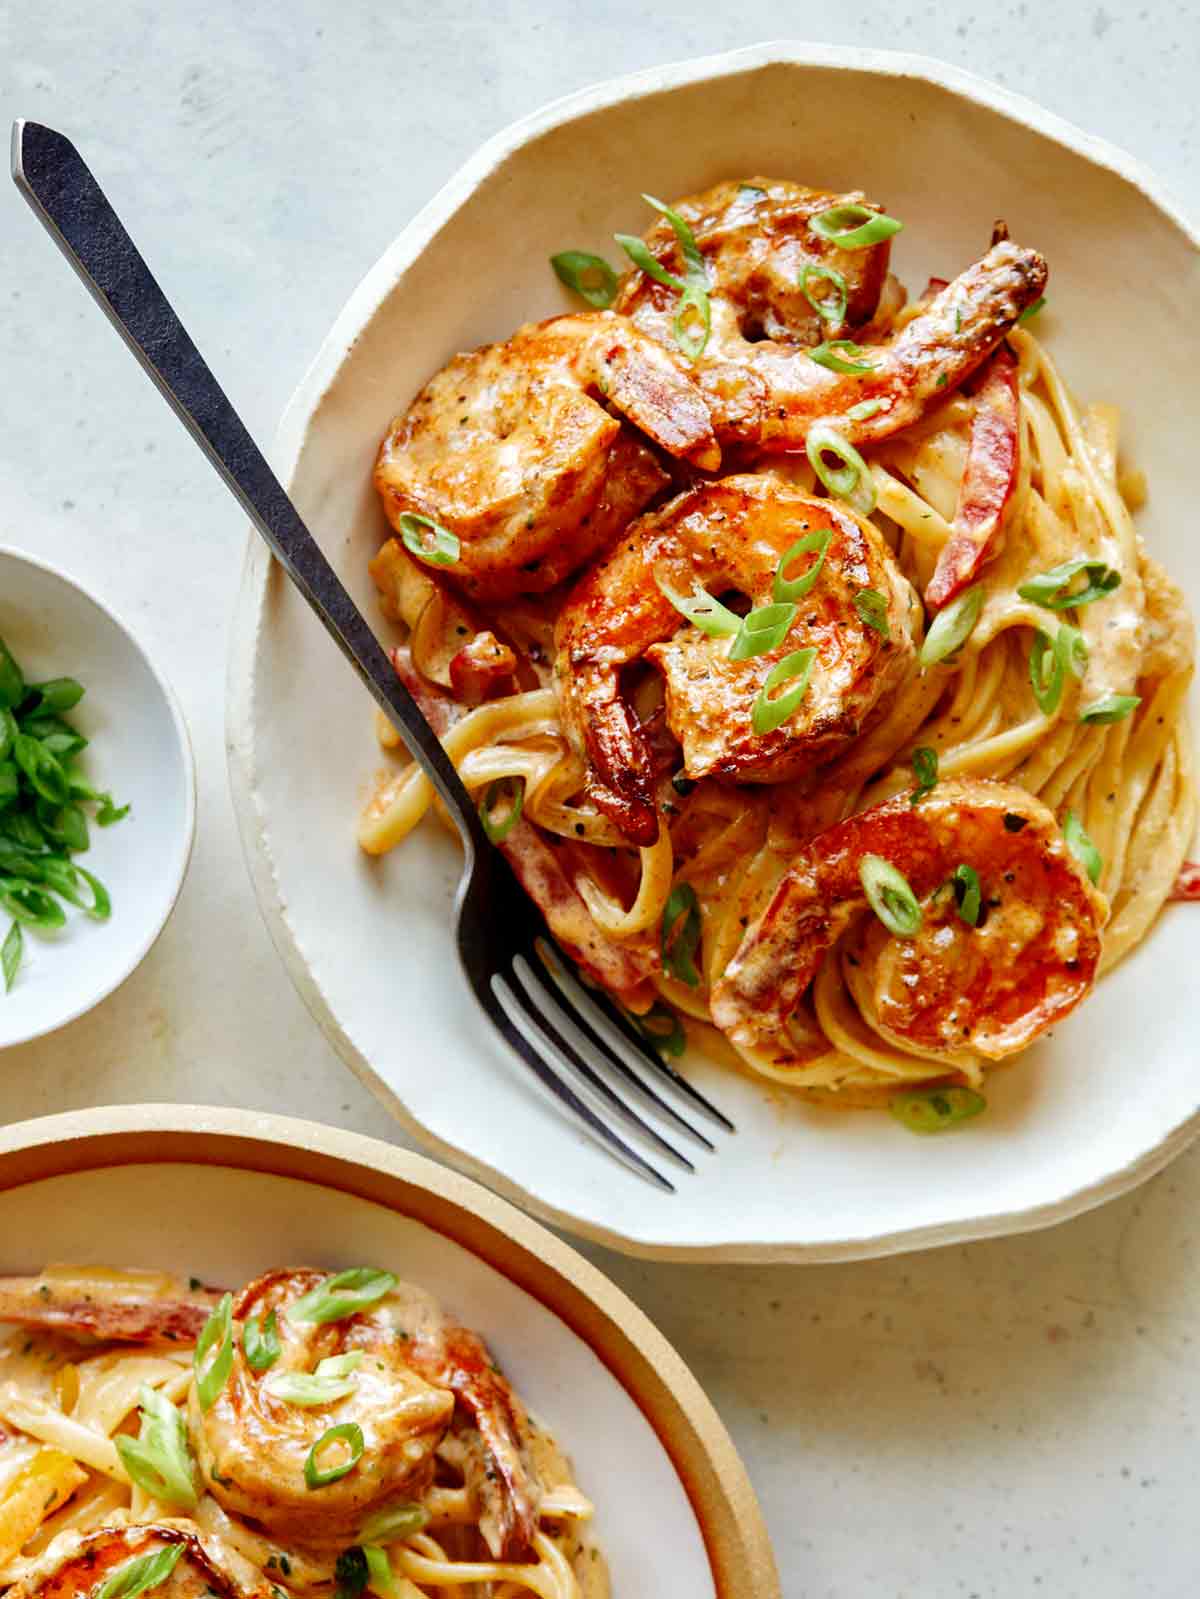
[359,175,1197,1126]
[0,1265,606,1599]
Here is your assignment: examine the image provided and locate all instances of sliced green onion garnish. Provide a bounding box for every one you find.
[38,858,110,920]
[359,1502,430,1544]
[1,920,20,993]
[398,512,460,568]
[265,1361,361,1407]
[728,602,797,661]
[616,195,711,360]
[0,761,17,805]
[641,193,706,282]
[919,584,984,667]
[613,232,680,290]
[889,1086,986,1134]
[363,1548,396,1598]
[859,854,923,937]
[13,734,69,805]
[95,1544,185,1599]
[798,263,847,325]
[952,864,983,926]
[1063,809,1103,884]
[0,709,16,762]
[751,648,817,736]
[0,879,66,929]
[910,746,938,804]
[39,801,89,854]
[115,1384,199,1508]
[1029,623,1088,716]
[846,397,885,423]
[1,811,45,851]
[97,795,131,826]
[811,204,903,250]
[194,1292,234,1412]
[305,1422,365,1489]
[853,589,890,639]
[655,572,742,638]
[1079,693,1140,724]
[1018,296,1046,323]
[630,1002,686,1058]
[807,339,876,375]
[550,250,618,309]
[806,423,877,516]
[0,637,24,711]
[672,281,711,362]
[288,1268,398,1325]
[661,882,702,988]
[243,1309,281,1372]
[774,530,832,602]
[478,777,524,845]
[1017,556,1120,611]
[26,678,85,715]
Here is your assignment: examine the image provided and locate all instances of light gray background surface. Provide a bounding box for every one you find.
[1,5,1197,1595]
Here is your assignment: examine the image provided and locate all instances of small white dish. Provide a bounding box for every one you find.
[0,545,196,1045]
[227,43,1199,1261]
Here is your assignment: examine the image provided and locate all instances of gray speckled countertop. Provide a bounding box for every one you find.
[1,5,1198,1595]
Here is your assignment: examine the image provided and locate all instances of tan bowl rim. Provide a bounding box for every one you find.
[0,1104,779,1597]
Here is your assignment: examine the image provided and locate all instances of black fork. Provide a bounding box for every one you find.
[10,120,733,1190]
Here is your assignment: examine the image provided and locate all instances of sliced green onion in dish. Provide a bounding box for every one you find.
[0,709,16,762]
[641,193,707,282]
[919,584,984,668]
[363,1547,397,1598]
[910,746,938,805]
[25,677,85,715]
[39,801,90,854]
[846,397,886,423]
[288,1268,398,1326]
[728,602,797,662]
[859,854,923,937]
[655,572,742,638]
[478,776,524,845]
[810,204,904,250]
[115,1384,198,1508]
[672,281,712,363]
[853,589,890,639]
[751,648,817,736]
[0,637,24,710]
[1,922,21,993]
[398,512,460,568]
[243,1309,282,1372]
[305,1422,365,1489]
[1028,623,1088,715]
[951,863,983,927]
[798,263,848,325]
[0,763,17,805]
[38,859,111,921]
[265,1356,362,1407]
[1017,556,1120,611]
[807,340,876,375]
[1063,809,1103,885]
[359,1501,430,1544]
[95,1544,185,1599]
[194,1293,234,1412]
[774,530,832,602]
[616,195,711,360]
[334,1547,369,1599]
[97,794,131,826]
[661,882,702,988]
[889,1086,986,1134]
[806,423,877,517]
[0,880,66,929]
[630,1002,687,1058]
[1079,693,1140,725]
[13,733,70,805]
[1018,296,1047,323]
[549,250,619,309]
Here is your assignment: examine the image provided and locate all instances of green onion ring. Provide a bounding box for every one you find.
[889,1086,986,1134]
[810,204,904,249]
[807,339,877,375]
[853,589,890,639]
[798,263,848,325]
[952,863,983,926]
[728,602,797,662]
[114,1384,198,1508]
[194,1293,234,1412]
[243,1309,281,1372]
[363,1548,397,1598]
[288,1267,398,1325]
[1063,809,1103,884]
[910,746,938,804]
[1,921,21,993]
[919,585,984,668]
[859,854,923,937]
[550,250,618,309]
[359,1502,431,1544]
[479,777,525,845]
[398,512,460,568]
[751,648,817,736]
[1079,693,1140,725]
[0,637,24,711]
[655,572,742,638]
[774,530,832,602]
[305,1422,365,1489]
[94,1545,185,1599]
[661,882,702,988]
[0,879,66,929]
[806,423,877,517]
[631,1002,687,1058]
[13,734,69,805]
[1017,556,1120,611]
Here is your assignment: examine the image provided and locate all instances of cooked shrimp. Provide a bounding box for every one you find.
[615,183,1046,452]
[555,475,920,846]
[189,1270,540,1560]
[615,177,896,353]
[5,1521,269,1599]
[0,1268,220,1346]
[711,778,1107,1061]
[374,311,720,603]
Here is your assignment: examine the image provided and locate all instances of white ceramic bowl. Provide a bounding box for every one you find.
[0,1105,777,1597]
[0,546,195,1044]
[227,44,1199,1261]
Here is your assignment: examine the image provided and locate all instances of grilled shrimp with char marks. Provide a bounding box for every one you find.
[0,1267,220,1347]
[555,476,919,846]
[711,778,1107,1061]
[374,311,720,603]
[5,1521,270,1599]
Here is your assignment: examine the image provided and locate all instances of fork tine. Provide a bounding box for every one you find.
[531,942,715,1151]
[475,979,675,1192]
[540,944,736,1133]
[500,962,695,1173]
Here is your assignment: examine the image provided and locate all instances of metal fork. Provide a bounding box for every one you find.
[11,120,733,1190]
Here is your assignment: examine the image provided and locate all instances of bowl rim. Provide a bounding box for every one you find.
[0,542,198,1046]
[0,1103,780,1598]
[226,41,1199,1262]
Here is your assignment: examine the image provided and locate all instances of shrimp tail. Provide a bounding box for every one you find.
[0,1271,223,1345]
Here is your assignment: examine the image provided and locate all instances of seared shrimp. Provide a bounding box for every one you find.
[711,778,1107,1061]
[555,476,919,846]
[5,1522,270,1599]
[616,182,1046,452]
[0,1268,220,1346]
[615,177,896,353]
[374,311,720,603]
[189,1270,539,1560]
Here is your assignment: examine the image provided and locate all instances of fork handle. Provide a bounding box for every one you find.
[10,119,488,857]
